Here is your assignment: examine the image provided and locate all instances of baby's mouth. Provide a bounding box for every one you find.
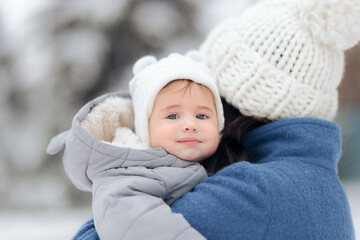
[178,137,201,146]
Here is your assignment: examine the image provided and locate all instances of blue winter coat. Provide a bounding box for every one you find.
[73,117,355,240]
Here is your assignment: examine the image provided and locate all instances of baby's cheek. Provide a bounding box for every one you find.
[209,132,220,152]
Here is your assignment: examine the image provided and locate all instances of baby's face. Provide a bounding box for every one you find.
[149,81,219,161]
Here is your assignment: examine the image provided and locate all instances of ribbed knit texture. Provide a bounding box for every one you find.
[200,0,360,121]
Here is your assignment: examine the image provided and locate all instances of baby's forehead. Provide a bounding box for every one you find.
[155,82,216,110]
[159,79,212,95]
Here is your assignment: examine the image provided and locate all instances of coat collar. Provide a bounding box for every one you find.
[243,118,342,172]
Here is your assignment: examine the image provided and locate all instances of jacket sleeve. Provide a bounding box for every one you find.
[92,164,207,240]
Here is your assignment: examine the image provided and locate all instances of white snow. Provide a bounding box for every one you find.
[0,208,92,240]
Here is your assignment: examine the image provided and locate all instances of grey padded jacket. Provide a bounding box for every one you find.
[47,91,207,240]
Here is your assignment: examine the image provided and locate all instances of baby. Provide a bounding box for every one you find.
[47,51,223,240]
[129,52,224,160]
[97,52,224,239]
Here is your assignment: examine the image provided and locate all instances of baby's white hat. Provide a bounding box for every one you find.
[201,0,360,121]
[129,51,224,146]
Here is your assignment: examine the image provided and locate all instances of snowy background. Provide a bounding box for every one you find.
[0,0,359,239]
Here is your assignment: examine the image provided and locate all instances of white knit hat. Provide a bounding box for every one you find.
[129,51,224,146]
[200,0,360,121]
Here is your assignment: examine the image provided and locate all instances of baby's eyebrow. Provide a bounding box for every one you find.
[197,106,215,114]
[159,104,215,115]
[160,105,181,112]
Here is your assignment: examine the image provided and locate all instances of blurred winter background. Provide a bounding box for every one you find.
[0,0,358,239]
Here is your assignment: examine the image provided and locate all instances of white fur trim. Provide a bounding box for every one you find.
[81,97,135,142]
[111,127,148,149]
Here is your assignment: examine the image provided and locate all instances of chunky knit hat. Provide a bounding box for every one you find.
[200,0,360,121]
[129,51,224,146]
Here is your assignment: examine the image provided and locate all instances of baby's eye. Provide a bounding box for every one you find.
[196,114,208,120]
[167,114,179,119]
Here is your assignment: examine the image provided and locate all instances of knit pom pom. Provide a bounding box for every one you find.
[132,55,157,75]
[298,0,360,50]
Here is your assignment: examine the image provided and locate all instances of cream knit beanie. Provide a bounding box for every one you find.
[129,51,224,146]
[201,0,360,121]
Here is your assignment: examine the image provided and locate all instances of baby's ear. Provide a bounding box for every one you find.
[132,55,157,75]
[185,50,206,63]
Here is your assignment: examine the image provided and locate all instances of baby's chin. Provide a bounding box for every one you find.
[159,145,214,162]
[170,151,209,162]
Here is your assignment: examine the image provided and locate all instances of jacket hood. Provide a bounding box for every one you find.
[47,91,193,192]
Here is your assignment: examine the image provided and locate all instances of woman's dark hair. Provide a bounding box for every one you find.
[202,98,269,175]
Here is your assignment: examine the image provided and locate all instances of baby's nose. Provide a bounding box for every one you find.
[182,121,198,132]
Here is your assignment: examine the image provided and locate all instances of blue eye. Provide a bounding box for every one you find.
[196,114,208,120]
[167,114,179,119]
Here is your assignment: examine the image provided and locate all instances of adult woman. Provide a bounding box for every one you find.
[72,0,359,239]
